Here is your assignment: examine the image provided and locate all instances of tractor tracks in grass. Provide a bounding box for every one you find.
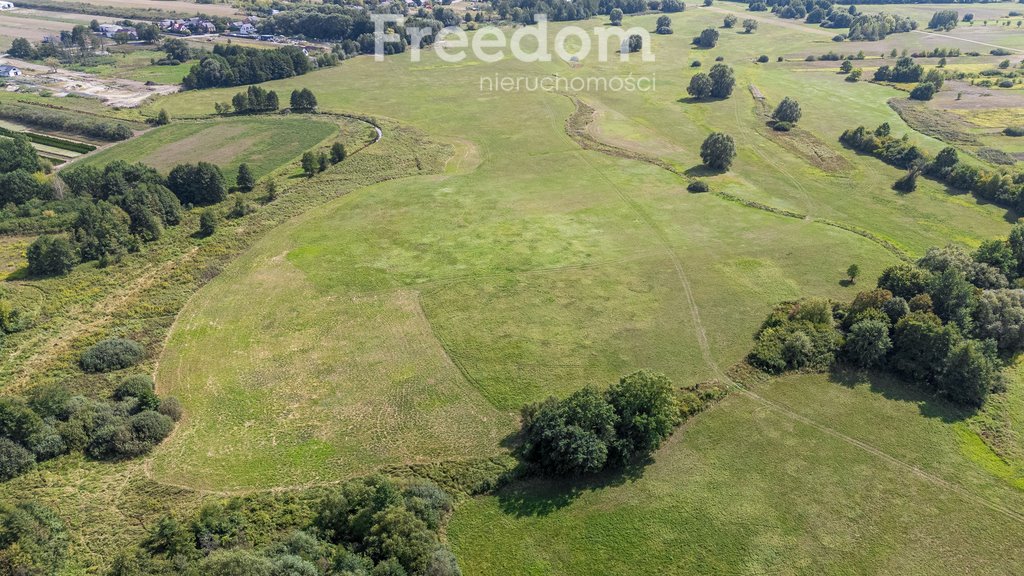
[562,93,1024,524]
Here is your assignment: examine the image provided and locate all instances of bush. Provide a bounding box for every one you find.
[687,180,709,192]
[893,171,917,192]
[910,82,937,101]
[26,235,78,277]
[80,338,144,373]
[1003,126,1024,137]
[199,207,219,237]
[772,97,802,124]
[114,374,160,412]
[0,438,35,480]
[773,121,793,132]
[757,54,769,63]
[158,397,184,421]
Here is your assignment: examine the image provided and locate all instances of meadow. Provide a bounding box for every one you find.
[5,2,1024,572]
[80,116,343,186]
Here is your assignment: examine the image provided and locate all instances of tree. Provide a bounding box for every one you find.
[167,162,227,206]
[26,235,78,277]
[694,27,719,48]
[708,63,735,98]
[973,289,1024,351]
[687,73,713,98]
[318,152,329,173]
[844,319,892,367]
[236,163,255,191]
[974,239,1015,279]
[656,15,673,34]
[0,501,68,574]
[930,267,977,330]
[700,132,736,171]
[301,152,317,178]
[743,18,758,33]
[199,208,218,237]
[521,387,617,476]
[605,370,680,462]
[156,109,170,126]
[8,37,37,59]
[940,339,998,406]
[928,9,959,30]
[909,82,937,101]
[72,201,135,265]
[893,170,917,192]
[891,311,956,384]
[290,88,318,112]
[0,134,40,174]
[772,97,802,124]
[847,68,863,82]
[627,34,643,53]
[724,15,737,28]
[840,60,853,73]
[661,0,684,12]
[330,142,347,164]
[847,263,860,284]
[610,7,624,25]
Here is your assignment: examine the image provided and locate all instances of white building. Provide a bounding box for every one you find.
[0,65,21,77]
[0,2,14,10]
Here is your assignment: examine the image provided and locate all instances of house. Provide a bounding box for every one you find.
[0,65,21,77]
[0,2,14,10]
[97,23,137,39]
[229,21,257,35]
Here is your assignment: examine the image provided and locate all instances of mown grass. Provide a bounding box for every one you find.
[80,116,342,186]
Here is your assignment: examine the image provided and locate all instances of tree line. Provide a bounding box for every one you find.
[840,122,1024,209]
[0,103,133,142]
[182,44,335,91]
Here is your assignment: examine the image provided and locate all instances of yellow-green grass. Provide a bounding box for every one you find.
[449,372,1024,575]
[66,49,191,84]
[80,116,340,186]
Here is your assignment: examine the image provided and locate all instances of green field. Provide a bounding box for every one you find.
[81,116,342,186]
[5,2,1024,573]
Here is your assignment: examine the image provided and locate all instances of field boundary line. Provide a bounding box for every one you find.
[912,29,1023,54]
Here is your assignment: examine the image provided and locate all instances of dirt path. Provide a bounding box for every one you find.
[913,29,1024,54]
[564,93,1024,525]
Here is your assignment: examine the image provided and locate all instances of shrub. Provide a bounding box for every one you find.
[114,374,160,412]
[80,338,144,373]
[687,180,709,192]
[772,97,801,124]
[893,171,918,192]
[158,397,184,421]
[757,54,769,63]
[0,437,35,480]
[199,207,219,237]
[1004,126,1024,137]
[773,121,793,132]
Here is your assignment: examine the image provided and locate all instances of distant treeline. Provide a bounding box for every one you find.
[0,103,133,142]
[492,0,683,23]
[12,0,217,22]
[181,44,335,90]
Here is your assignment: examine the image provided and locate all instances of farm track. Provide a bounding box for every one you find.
[562,92,1024,524]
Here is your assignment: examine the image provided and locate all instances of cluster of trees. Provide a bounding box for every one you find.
[231,85,280,114]
[107,475,461,576]
[490,0,681,23]
[840,123,1024,210]
[291,88,319,112]
[928,9,960,30]
[25,160,230,275]
[0,135,50,207]
[159,38,200,65]
[0,374,179,482]
[182,44,331,90]
[846,12,918,40]
[749,0,917,39]
[686,63,736,99]
[0,103,132,142]
[301,142,347,177]
[749,228,1024,407]
[520,371,683,476]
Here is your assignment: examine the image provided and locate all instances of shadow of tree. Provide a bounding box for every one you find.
[495,461,649,518]
[828,366,976,423]
[684,164,722,178]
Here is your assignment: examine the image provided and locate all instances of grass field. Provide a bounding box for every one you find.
[80,116,342,186]
[5,3,1024,573]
